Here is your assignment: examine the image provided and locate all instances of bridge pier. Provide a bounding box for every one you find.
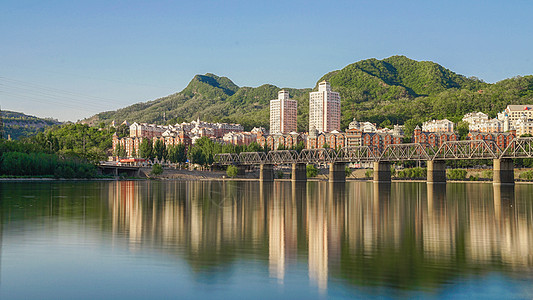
[427,160,446,184]
[329,162,346,183]
[291,163,307,182]
[493,158,514,185]
[259,164,274,182]
[373,162,391,183]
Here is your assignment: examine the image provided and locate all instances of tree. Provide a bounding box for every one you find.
[167,144,187,164]
[151,163,163,175]
[153,139,167,161]
[114,144,126,157]
[226,165,238,178]
[293,141,306,153]
[380,119,393,129]
[246,142,263,152]
[456,121,469,140]
[115,124,129,138]
[139,139,153,160]
[306,164,319,177]
[187,146,206,166]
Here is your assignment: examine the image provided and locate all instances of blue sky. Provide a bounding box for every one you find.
[1,0,532,121]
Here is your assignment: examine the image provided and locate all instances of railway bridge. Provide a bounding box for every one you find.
[214,138,533,185]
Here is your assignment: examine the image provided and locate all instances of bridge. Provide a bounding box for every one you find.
[98,163,143,177]
[214,138,533,184]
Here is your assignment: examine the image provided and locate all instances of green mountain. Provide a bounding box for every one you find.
[1,110,61,140]
[85,56,533,134]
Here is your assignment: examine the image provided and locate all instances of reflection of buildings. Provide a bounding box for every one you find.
[268,182,298,282]
[106,180,533,291]
[307,183,329,291]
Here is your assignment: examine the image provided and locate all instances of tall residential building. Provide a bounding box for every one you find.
[270,90,297,134]
[309,81,341,133]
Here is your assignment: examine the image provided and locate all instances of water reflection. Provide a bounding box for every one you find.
[1,181,533,295]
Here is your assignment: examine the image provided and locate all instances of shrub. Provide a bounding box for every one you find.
[397,167,427,179]
[151,163,163,176]
[481,170,493,179]
[276,171,284,179]
[306,164,319,177]
[345,166,353,177]
[447,169,467,181]
[365,170,373,178]
[390,166,397,178]
[226,165,238,178]
[519,170,533,180]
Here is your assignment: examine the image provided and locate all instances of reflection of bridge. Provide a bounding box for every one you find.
[214,138,533,184]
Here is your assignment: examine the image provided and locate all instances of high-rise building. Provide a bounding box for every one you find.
[270,90,297,134]
[309,81,341,133]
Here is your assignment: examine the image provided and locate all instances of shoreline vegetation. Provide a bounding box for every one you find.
[2,167,533,183]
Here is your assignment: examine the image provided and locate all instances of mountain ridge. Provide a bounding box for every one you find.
[1,110,62,139]
[83,56,533,134]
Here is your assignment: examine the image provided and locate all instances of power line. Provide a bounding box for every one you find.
[0,76,125,108]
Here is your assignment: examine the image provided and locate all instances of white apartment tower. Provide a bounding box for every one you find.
[309,81,341,133]
[270,90,298,134]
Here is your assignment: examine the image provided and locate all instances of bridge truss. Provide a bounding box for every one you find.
[213,138,533,165]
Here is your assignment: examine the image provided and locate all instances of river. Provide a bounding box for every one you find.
[0,180,532,299]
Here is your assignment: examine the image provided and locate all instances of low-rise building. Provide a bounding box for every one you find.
[467,131,516,149]
[306,127,345,149]
[515,117,533,136]
[422,119,454,133]
[463,112,489,125]
[413,126,458,148]
[498,105,533,126]
[223,132,257,146]
[266,132,306,150]
[361,132,403,152]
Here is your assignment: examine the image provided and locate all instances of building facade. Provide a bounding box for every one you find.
[498,105,533,126]
[309,81,341,133]
[413,126,458,148]
[270,90,297,134]
[422,119,454,133]
[467,131,516,149]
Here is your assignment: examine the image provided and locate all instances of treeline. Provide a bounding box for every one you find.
[31,123,114,163]
[0,122,121,178]
[0,139,97,178]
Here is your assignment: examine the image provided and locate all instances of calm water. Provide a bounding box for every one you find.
[0,180,532,299]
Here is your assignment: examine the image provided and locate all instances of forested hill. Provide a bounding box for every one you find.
[84,56,533,134]
[1,110,61,140]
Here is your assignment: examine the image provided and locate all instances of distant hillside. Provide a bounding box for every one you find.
[1,110,61,140]
[85,73,311,131]
[85,56,533,134]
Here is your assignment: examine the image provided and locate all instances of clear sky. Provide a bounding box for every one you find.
[1,0,532,122]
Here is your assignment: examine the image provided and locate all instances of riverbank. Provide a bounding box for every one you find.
[3,167,533,183]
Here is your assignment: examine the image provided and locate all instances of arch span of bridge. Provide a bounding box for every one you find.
[214,138,533,184]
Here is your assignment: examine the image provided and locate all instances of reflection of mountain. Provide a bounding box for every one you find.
[2,181,533,293]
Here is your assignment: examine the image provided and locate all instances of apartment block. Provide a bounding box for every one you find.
[309,81,341,133]
[270,90,297,134]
